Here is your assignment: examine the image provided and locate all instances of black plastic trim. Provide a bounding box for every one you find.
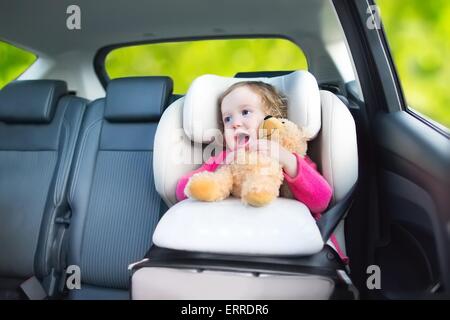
[135,245,346,280]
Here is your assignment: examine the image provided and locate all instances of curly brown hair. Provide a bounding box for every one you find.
[218,81,288,121]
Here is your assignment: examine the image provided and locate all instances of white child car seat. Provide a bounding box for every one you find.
[131,70,358,299]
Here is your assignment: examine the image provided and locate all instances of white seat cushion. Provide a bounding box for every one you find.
[152,198,324,256]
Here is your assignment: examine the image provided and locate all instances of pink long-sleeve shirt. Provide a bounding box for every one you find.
[176,150,332,215]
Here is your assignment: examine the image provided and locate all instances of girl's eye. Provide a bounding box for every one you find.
[242,109,250,116]
[224,116,231,123]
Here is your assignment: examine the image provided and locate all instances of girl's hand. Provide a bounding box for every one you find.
[250,139,298,178]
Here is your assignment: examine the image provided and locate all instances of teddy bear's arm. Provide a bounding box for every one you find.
[184,165,233,202]
[176,163,213,201]
[176,151,228,201]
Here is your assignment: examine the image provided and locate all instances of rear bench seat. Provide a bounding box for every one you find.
[0,80,87,298]
[66,77,173,299]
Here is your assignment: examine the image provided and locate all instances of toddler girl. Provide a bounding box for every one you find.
[176,81,332,215]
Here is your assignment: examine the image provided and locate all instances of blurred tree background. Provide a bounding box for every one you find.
[1,0,449,127]
[377,0,450,127]
[0,42,36,88]
[105,39,307,93]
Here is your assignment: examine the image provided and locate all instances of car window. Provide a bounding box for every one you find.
[0,41,36,89]
[377,0,450,129]
[105,38,308,94]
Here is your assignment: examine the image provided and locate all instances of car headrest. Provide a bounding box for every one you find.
[105,77,173,122]
[0,80,67,123]
[183,71,321,144]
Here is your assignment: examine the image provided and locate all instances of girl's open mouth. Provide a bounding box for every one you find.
[235,132,250,148]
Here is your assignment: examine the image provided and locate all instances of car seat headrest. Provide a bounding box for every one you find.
[183,70,321,144]
[0,80,67,123]
[105,76,173,123]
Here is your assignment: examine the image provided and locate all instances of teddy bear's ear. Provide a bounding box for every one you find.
[259,117,283,139]
[284,118,310,141]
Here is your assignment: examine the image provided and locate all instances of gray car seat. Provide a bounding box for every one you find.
[0,80,87,299]
[65,77,173,299]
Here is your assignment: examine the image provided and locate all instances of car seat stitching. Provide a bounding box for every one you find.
[36,95,69,276]
[70,124,102,271]
[68,118,102,205]
[43,84,50,119]
[53,97,71,206]
[44,84,55,120]
[38,97,69,275]
[56,99,86,207]
[68,117,102,205]
[54,119,69,206]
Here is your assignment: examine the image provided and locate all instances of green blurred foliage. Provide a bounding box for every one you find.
[0,42,36,88]
[106,39,307,93]
[377,0,450,128]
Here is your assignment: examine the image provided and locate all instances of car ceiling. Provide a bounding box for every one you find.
[1,0,353,99]
[0,0,339,56]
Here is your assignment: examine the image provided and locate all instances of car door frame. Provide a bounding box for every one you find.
[333,0,450,299]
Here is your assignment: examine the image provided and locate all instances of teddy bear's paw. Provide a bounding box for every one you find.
[186,176,228,202]
[243,190,276,207]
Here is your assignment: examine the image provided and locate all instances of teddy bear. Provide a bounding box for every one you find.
[184,116,309,207]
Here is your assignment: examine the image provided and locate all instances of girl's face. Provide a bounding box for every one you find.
[220,85,266,151]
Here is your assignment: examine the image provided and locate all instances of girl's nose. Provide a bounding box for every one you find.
[232,119,242,129]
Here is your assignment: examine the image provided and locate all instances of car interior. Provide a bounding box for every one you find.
[0,0,448,300]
